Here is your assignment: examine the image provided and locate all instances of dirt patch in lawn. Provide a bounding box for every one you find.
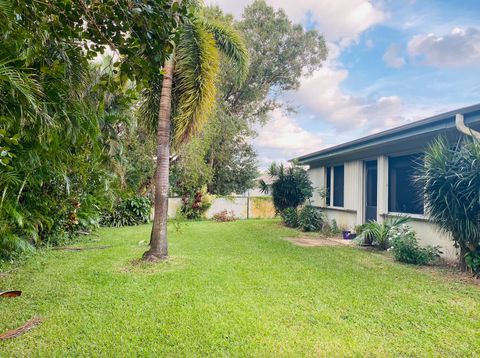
[119,256,188,275]
[284,236,354,247]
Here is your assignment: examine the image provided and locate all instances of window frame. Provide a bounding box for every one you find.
[324,165,345,209]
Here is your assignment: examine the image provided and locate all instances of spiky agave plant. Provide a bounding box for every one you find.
[359,217,410,250]
[141,15,249,261]
[415,136,480,271]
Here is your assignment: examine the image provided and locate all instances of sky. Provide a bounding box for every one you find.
[205,0,480,167]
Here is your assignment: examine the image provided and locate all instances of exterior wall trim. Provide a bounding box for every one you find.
[315,206,357,214]
[382,212,428,222]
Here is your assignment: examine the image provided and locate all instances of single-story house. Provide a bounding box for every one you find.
[296,104,480,260]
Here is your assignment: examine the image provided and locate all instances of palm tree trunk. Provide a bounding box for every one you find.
[143,57,175,261]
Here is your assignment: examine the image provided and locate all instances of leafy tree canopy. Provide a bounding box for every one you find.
[172,1,327,196]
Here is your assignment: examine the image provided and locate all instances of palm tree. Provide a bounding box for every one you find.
[142,17,249,261]
[415,137,480,271]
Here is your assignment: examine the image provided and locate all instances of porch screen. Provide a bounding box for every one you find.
[326,167,331,206]
[333,165,344,207]
[388,154,423,215]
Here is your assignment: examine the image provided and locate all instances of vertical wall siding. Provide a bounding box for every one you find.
[308,166,325,207]
[344,161,363,214]
[309,161,363,226]
[377,155,389,222]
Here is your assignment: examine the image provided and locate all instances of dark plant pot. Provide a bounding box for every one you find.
[349,233,357,240]
[342,230,351,240]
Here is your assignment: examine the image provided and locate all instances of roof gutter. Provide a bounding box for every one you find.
[455,114,480,140]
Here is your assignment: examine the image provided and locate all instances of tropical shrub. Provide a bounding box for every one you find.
[354,224,367,236]
[281,207,299,228]
[388,225,441,265]
[298,206,323,232]
[259,162,314,213]
[180,187,213,220]
[321,219,342,236]
[212,210,236,222]
[415,137,480,271]
[358,217,410,250]
[465,250,480,277]
[101,196,152,228]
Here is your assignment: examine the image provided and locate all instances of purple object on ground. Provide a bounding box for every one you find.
[342,231,351,240]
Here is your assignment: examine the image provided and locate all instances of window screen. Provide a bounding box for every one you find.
[388,154,423,214]
[333,165,344,207]
[326,167,331,206]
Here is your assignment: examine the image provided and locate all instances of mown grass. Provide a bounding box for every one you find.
[1,219,479,357]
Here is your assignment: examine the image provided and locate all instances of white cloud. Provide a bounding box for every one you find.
[408,27,480,67]
[287,43,410,133]
[206,0,386,43]
[253,109,325,164]
[383,43,406,68]
[206,0,431,164]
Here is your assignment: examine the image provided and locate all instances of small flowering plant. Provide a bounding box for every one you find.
[388,224,441,265]
[387,224,415,249]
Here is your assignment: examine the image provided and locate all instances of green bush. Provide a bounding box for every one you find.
[180,187,213,220]
[259,162,313,213]
[321,219,341,236]
[354,224,367,236]
[101,196,152,227]
[281,207,299,228]
[465,250,480,277]
[298,206,323,232]
[389,225,441,265]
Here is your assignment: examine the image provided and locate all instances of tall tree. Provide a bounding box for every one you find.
[142,17,249,261]
[172,2,327,197]
[220,0,327,122]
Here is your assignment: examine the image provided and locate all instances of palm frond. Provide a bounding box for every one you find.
[172,20,220,147]
[0,0,13,19]
[202,19,249,85]
[0,59,46,123]
[259,179,269,194]
[138,77,162,134]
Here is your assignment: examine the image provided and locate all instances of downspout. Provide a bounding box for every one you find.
[455,113,480,139]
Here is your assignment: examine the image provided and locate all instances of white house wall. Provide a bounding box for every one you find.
[385,215,458,261]
[308,157,459,261]
[344,161,364,222]
[324,210,357,232]
[308,166,325,207]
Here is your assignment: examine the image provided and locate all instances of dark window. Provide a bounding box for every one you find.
[388,154,423,214]
[365,161,377,208]
[326,167,331,206]
[333,165,344,207]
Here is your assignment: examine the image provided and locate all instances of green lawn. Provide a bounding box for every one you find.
[1,220,479,357]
